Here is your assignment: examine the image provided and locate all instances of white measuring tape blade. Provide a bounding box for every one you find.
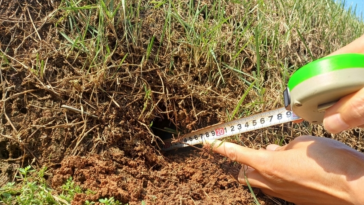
[162,107,301,151]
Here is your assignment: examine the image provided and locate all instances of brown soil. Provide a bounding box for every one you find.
[0,0,363,204]
[52,152,260,205]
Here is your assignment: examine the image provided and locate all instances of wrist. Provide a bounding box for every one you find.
[347,154,364,204]
[349,176,364,204]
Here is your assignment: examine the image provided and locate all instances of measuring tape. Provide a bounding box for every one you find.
[162,107,300,151]
[161,53,364,151]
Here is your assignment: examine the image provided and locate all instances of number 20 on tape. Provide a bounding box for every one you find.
[215,128,225,136]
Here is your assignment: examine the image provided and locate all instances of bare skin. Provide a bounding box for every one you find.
[323,88,364,134]
[324,34,364,134]
[205,35,364,204]
[204,137,364,205]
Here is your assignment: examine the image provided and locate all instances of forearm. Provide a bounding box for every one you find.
[351,169,364,204]
[351,180,364,205]
[329,34,364,56]
[346,152,364,204]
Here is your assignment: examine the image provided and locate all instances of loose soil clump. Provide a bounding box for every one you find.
[52,152,258,205]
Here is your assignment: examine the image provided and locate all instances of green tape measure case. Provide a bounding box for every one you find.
[284,53,364,124]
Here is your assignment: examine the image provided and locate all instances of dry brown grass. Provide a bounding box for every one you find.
[0,0,363,204]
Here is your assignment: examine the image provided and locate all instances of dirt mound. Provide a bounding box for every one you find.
[1,0,363,204]
[52,151,272,205]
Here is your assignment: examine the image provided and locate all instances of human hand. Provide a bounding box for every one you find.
[204,136,364,205]
[323,87,364,133]
[323,34,364,134]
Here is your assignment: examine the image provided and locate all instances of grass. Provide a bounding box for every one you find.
[1,0,364,204]
[244,172,261,205]
[54,0,364,93]
[0,166,135,205]
[230,81,256,121]
[0,165,69,204]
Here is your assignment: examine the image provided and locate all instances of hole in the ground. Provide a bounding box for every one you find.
[20,107,27,114]
[151,116,176,141]
[10,145,23,159]
[151,112,205,153]
[0,141,9,159]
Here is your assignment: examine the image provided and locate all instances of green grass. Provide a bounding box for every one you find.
[0,166,67,204]
[54,0,363,203]
[1,0,364,204]
[244,172,261,205]
[229,81,256,121]
[54,0,364,93]
[0,166,130,205]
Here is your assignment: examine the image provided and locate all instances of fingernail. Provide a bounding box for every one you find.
[266,144,280,151]
[323,113,349,134]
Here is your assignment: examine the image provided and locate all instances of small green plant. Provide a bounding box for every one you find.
[0,182,17,204]
[18,165,35,179]
[0,165,58,205]
[0,166,126,205]
[59,177,83,202]
[85,200,96,205]
[99,197,121,205]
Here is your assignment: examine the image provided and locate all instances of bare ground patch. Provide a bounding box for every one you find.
[0,0,363,204]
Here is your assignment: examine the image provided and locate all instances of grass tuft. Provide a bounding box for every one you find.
[1,0,364,204]
[0,166,129,205]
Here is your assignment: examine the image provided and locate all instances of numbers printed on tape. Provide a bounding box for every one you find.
[162,107,301,151]
[215,128,224,136]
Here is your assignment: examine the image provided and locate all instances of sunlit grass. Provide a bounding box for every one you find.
[1,0,360,204]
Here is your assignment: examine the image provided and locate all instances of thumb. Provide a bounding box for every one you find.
[323,87,364,134]
[266,144,281,151]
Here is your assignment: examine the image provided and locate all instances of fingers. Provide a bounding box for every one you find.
[266,144,281,151]
[204,140,267,170]
[238,166,270,189]
[323,88,364,134]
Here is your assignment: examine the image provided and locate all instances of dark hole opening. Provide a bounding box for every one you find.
[20,107,27,114]
[151,114,201,153]
[10,146,23,159]
[0,142,9,159]
[151,116,176,141]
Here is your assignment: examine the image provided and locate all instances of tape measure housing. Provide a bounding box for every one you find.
[287,54,364,123]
